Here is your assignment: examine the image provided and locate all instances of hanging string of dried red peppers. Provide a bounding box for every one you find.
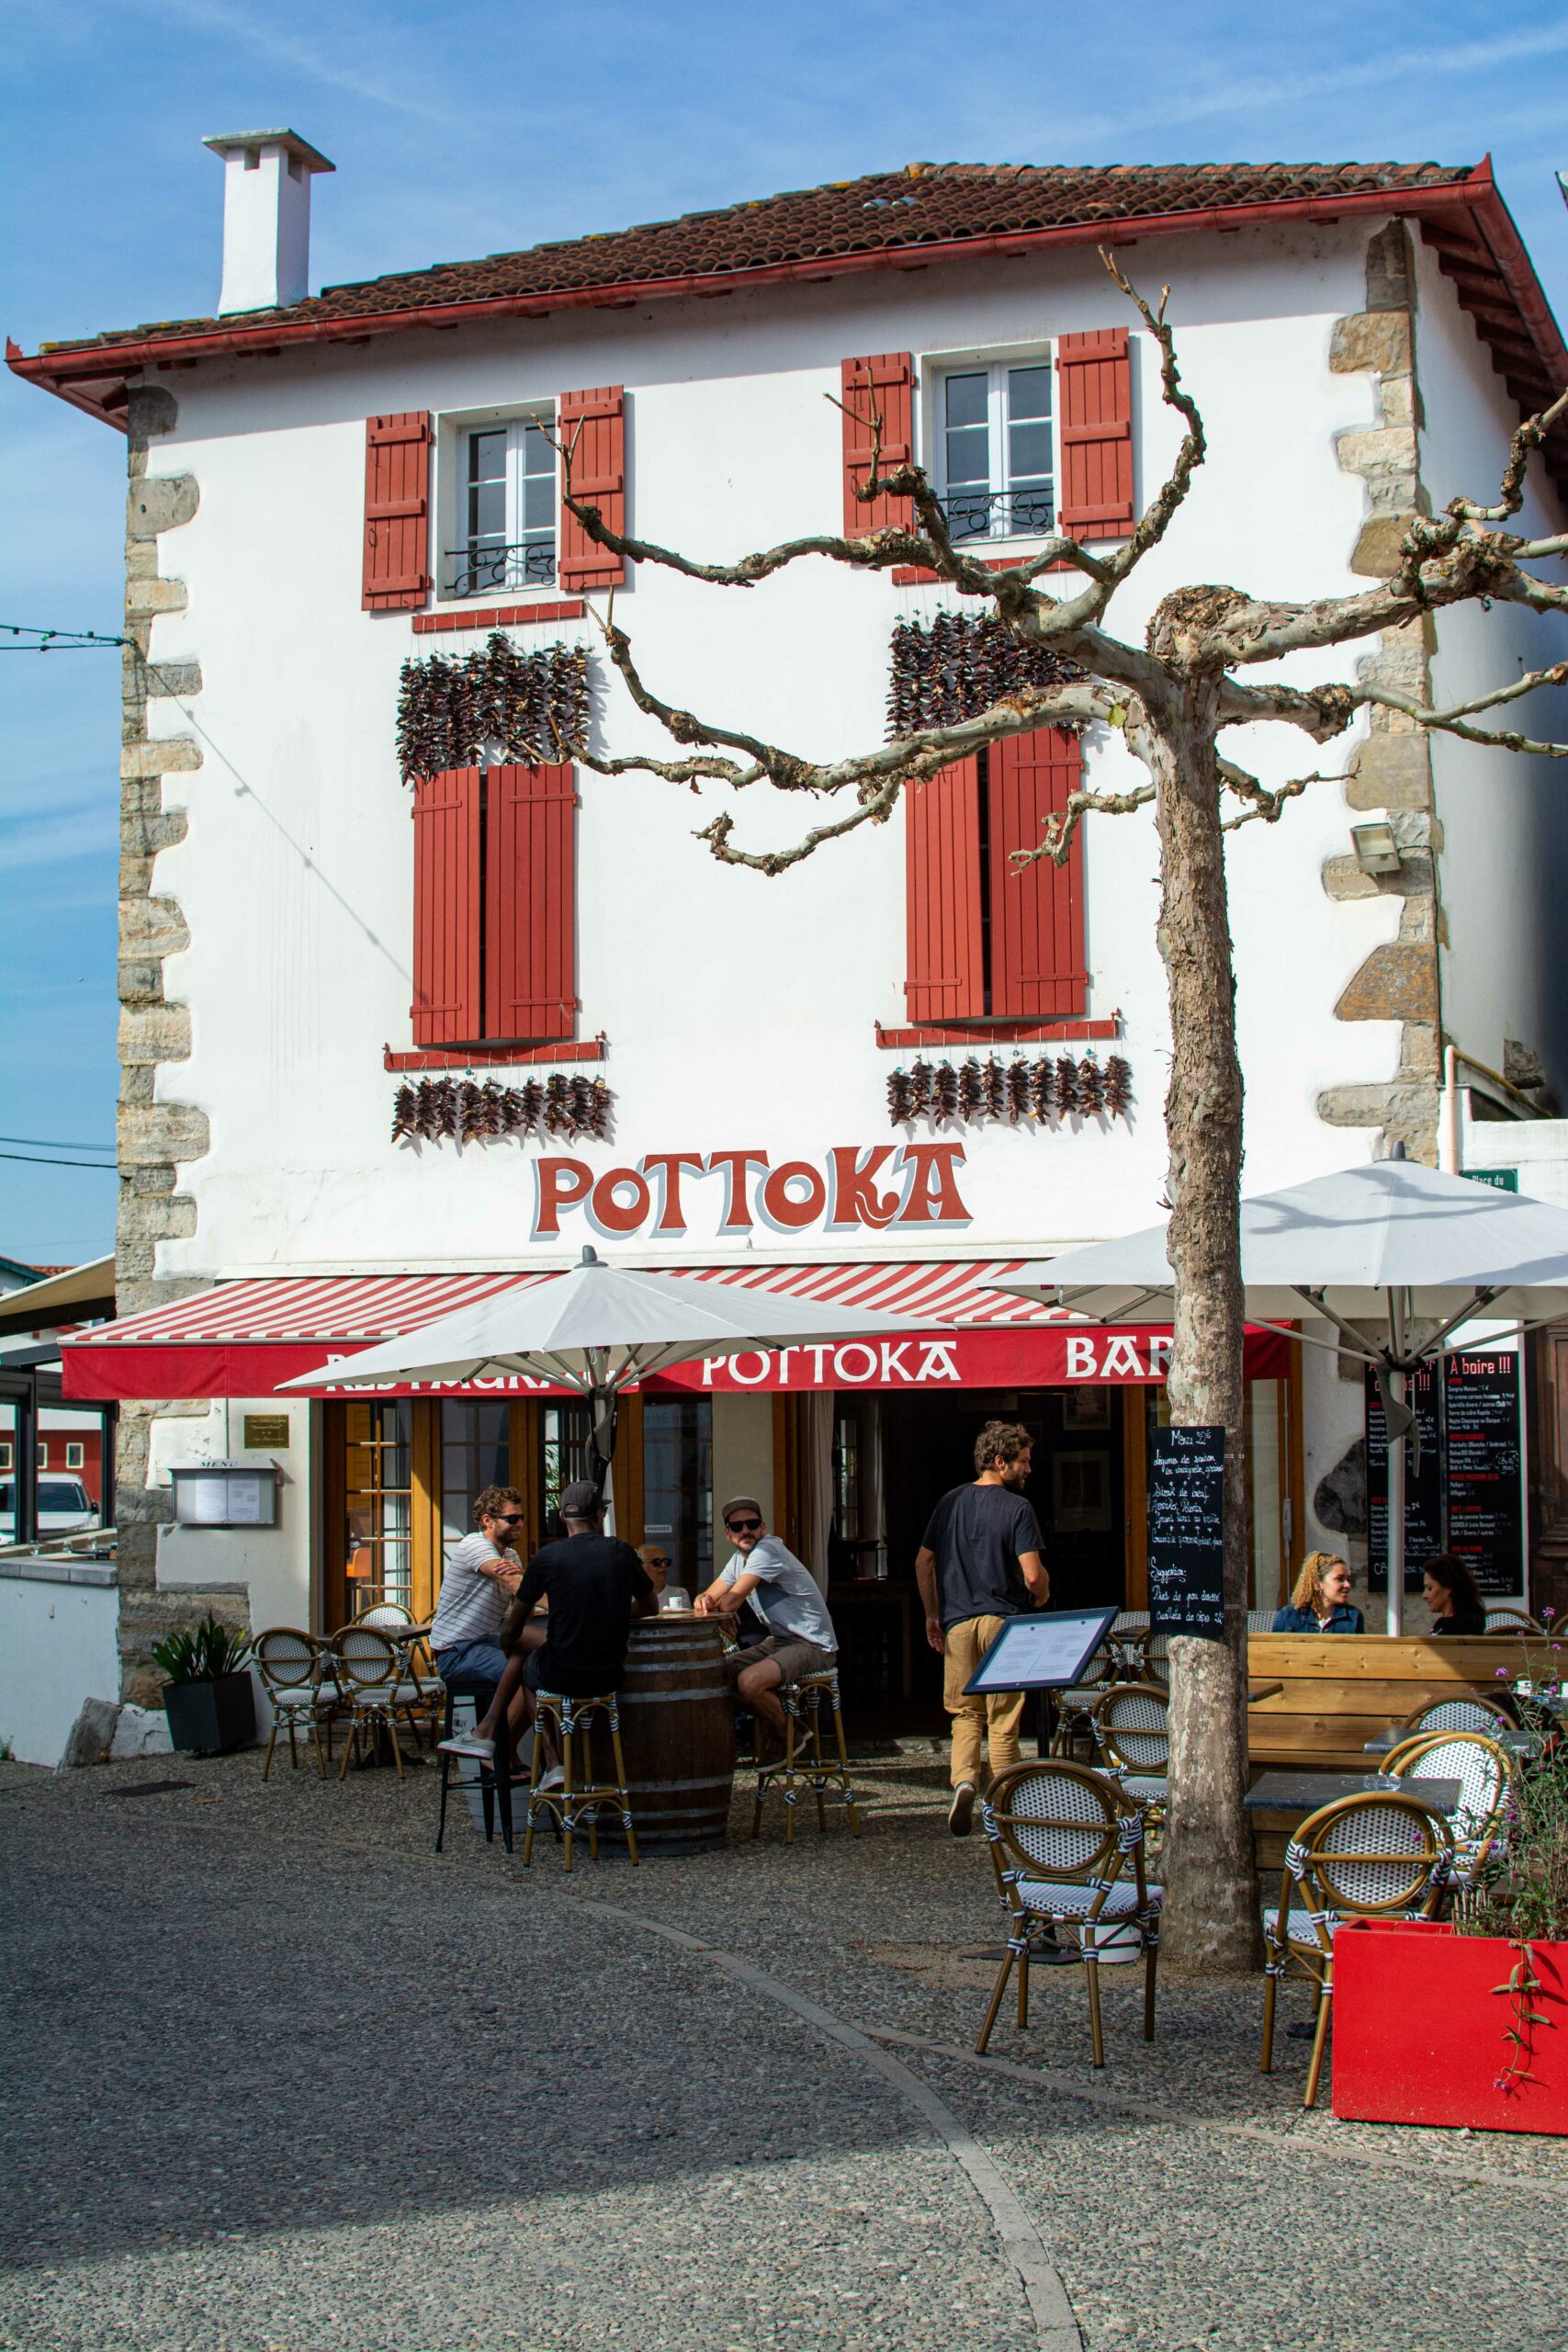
[390,1073,613,1146]
[886,613,1087,739]
[396,633,592,780]
[884,1052,1132,1128]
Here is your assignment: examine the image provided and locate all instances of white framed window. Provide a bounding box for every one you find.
[36,1442,48,1467]
[0,1442,11,1471]
[934,357,1055,544]
[447,413,556,597]
[66,1442,85,1469]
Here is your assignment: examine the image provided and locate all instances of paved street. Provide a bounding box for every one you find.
[3,1748,1562,2352]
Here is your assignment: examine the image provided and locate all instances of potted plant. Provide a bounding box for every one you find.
[1332,1615,1567,2135]
[153,1615,256,1756]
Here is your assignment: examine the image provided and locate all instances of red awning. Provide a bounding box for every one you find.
[62,1261,1290,1400]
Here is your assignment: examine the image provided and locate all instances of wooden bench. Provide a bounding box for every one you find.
[1244,1634,1525,1774]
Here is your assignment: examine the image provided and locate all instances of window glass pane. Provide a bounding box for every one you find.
[521,422,553,477]
[440,1400,511,1563]
[344,1400,414,1614]
[1008,365,1051,421]
[466,430,507,549]
[945,372,988,431]
[543,1404,592,1528]
[522,472,555,534]
[468,428,506,483]
[1008,420,1052,482]
[467,477,505,544]
[642,1399,713,1591]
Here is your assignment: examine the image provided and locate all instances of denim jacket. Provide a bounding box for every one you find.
[1271,1602,1365,1634]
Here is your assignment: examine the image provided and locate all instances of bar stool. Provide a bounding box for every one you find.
[522,1690,639,1872]
[752,1669,861,1842]
[434,1690,526,1855]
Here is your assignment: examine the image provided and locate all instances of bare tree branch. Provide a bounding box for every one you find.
[1215,754,1332,831]
[1354,657,1568,758]
[1447,384,1568,523]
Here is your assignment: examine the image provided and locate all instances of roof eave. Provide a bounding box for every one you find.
[8,167,1503,412]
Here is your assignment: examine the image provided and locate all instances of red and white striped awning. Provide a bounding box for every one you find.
[61,1261,1289,1400]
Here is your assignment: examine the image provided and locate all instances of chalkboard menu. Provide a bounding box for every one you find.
[1148,1424,1226,1639]
[1366,1363,1443,1592]
[1366,1351,1525,1595]
[1444,1350,1524,1595]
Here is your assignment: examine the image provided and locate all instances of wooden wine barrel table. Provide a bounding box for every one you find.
[616,1614,736,1853]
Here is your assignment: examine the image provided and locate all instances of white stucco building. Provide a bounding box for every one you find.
[12,144,1567,1713]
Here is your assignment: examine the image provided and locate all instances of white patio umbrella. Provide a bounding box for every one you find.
[994,1156,1568,1632]
[284,1244,928,1496]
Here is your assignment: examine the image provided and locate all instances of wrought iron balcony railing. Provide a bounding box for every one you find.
[445,538,558,598]
[939,487,1056,543]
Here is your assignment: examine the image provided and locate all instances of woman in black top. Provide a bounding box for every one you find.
[1422,1552,1488,1636]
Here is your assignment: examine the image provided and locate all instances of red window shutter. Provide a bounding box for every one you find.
[840,354,915,535]
[411,769,481,1045]
[1055,329,1134,541]
[486,763,579,1039]
[558,387,626,591]
[905,757,985,1022]
[988,729,1087,1018]
[363,412,432,610]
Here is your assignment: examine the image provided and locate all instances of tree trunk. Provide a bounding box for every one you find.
[1145,685,1258,1973]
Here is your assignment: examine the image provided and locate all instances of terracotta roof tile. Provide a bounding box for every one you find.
[42,160,1476,354]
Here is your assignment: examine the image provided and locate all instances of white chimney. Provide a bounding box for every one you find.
[202,130,335,315]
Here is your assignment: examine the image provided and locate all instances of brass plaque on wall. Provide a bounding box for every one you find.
[243,1413,291,1450]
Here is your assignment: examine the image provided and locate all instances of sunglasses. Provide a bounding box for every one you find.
[726,1515,762,1533]
[493,1512,525,1525]
[648,1555,671,1567]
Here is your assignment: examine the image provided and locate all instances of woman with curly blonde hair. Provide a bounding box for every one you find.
[1272,1551,1364,1633]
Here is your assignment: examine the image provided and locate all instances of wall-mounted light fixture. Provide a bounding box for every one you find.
[1351,820,1403,876]
[169,1460,281,1528]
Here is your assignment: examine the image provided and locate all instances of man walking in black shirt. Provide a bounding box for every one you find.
[915,1419,1049,1835]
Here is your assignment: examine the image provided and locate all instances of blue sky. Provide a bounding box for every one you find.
[2,0,1565,1265]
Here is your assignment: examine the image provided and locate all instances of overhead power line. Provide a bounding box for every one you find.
[0,1150,124,1172]
[1,622,129,652]
[0,1133,116,1154]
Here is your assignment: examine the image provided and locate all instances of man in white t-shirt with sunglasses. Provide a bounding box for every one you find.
[694,1495,837,1743]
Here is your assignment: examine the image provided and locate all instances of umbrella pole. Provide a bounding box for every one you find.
[1385,1370,1406,1637]
[1384,1284,1410,1638]
[588,1383,619,1527]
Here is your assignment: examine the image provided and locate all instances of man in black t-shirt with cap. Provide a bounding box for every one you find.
[915,1419,1049,1836]
[440,1480,656,1779]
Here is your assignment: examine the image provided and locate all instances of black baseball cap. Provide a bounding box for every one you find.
[559,1479,604,1517]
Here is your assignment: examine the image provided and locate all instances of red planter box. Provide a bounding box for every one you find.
[1333,1917,1568,2135]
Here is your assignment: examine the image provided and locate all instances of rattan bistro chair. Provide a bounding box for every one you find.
[1385,1729,1514,1885]
[356,1603,443,1741]
[332,1623,428,1780]
[1399,1691,1517,1740]
[254,1628,338,1779]
[1260,1790,1453,2109]
[1050,1631,1118,1759]
[1090,1683,1169,1826]
[976,1761,1161,2067]
[1484,1607,1545,1635]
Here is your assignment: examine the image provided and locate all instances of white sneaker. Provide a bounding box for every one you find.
[537,1764,566,1792]
[438,1731,494,1760]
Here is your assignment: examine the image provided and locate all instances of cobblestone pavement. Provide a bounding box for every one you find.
[2,1748,1562,2352]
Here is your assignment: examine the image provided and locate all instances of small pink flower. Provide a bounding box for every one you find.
[1496,1667,1510,1679]
[1542,1605,1556,1621]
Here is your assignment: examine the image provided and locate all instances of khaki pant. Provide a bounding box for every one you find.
[942,1614,1027,1792]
